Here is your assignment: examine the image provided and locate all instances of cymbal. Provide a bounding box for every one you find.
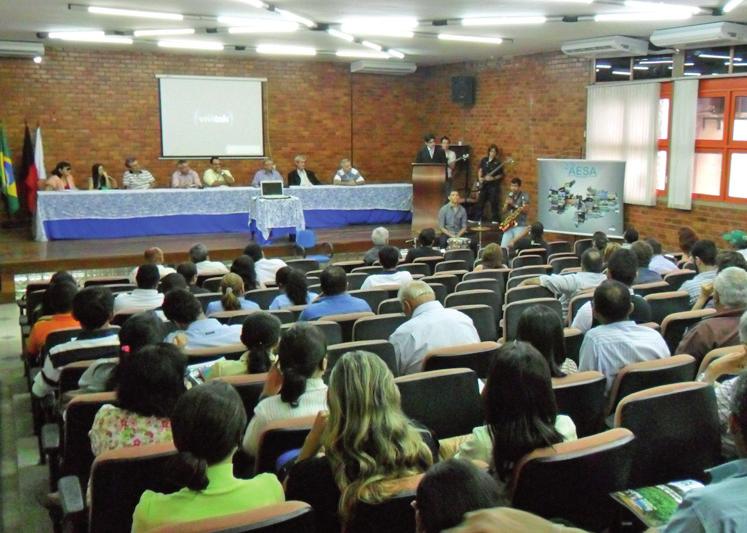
[470,226,492,232]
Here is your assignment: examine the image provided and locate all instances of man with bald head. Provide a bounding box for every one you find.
[390,280,480,375]
[129,246,176,284]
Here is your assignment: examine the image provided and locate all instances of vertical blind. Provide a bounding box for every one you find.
[667,79,698,210]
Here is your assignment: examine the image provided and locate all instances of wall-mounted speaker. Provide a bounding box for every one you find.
[451,75,475,106]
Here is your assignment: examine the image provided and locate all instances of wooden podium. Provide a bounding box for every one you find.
[411,163,446,233]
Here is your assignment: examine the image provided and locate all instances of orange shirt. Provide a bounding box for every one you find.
[26,313,80,359]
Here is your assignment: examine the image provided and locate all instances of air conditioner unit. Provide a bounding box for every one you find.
[0,40,44,58]
[350,60,417,75]
[561,36,649,58]
[650,22,747,49]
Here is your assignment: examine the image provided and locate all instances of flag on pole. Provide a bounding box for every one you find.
[31,126,46,212]
[0,124,20,215]
[20,124,37,213]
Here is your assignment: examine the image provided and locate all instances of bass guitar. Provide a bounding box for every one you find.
[471,157,515,193]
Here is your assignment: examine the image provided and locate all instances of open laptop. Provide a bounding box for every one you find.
[260,180,290,199]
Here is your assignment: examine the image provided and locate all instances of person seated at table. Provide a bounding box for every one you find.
[44,161,77,191]
[299,266,371,321]
[188,243,229,275]
[129,247,176,284]
[175,262,209,294]
[171,159,201,189]
[163,289,242,349]
[252,157,283,187]
[243,243,286,287]
[207,311,282,378]
[361,246,413,290]
[437,191,468,248]
[474,243,506,272]
[363,226,389,265]
[88,163,117,190]
[205,273,260,315]
[404,228,442,264]
[113,264,164,315]
[122,157,156,190]
[26,281,79,361]
[288,154,320,186]
[230,254,263,291]
[333,158,365,185]
[270,267,318,309]
[202,156,235,187]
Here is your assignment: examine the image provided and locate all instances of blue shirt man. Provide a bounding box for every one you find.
[298,266,371,321]
[252,158,283,187]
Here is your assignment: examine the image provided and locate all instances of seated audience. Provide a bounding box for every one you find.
[622,227,639,248]
[363,226,389,265]
[170,159,201,188]
[404,228,442,264]
[299,266,371,321]
[26,281,79,360]
[361,246,413,290]
[414,459,503,533]
[163,289,241,349]
[175,262,209,294]
[448,507,587,532]
[677,267,747,367]
[89,343,185,457]
[132,382,284,532]
[678,226,700,265]
[603,242,622,266]
[30,271,77,324]
[646,237,678,275]
[229,254,262,291]
[243,243,286,286]
[128,247,175,284]
[512,221,548,256]
[517,305,578,376]
[113,264,164,315]
[45,161,77,191]
[474,242,505,271]
[287,154,320,186]
[681,239,719,305]
[242,323,328,457]
[390,280,480,375]
[208,312,282,378]
[663,373,747,532]
[32,287,120,398]
[88,163,117,190]
[631,240,662,284]
[286,351,434,532]
[202,156,234,187]
[188,243,228,275]
[579,280,670,393]
[269,267,318,309]
[455,342,576,495]
[522,248,606,315]
[592,230,608,252]
[252,157,283,186]
[572,248,652,333]
[205,273,260,315]
[159,272,188,294]
[122,157,155,190]
[717,250,747,273]
[333,158,365,185]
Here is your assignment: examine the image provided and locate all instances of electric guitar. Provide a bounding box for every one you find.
[472,157,515,192]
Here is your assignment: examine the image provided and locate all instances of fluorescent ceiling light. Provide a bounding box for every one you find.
[87,6,183,21]
[133,28,195,37]
[438,33,503,44]
[274,9,316,28]
[612,70,631,76]
[462,16,547,26]
[696,52,737,60]
[341,17,417,37]
[684,71,701,76]
[595,11,692,21]
[256,44,316,55]
[595,63,612,69]
[158,39,224,50]
[336,49,391,59]
[227,22,299,33]
[361,40,383,51]
[327,28,355,42]
[237,0,269,7]
[723,0,745,13]
[684,62,694,66]
[387,49,406,59]
[638,59,673,64]
[734,62,747,66]
[633,65,649,70]
[48,31,133,44]
[624,1,701,13]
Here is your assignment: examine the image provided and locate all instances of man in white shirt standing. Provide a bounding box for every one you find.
[390,280,480,375]
[287,154,320,186]
[244,242,287,286]
[188,243,229,276]
[361,246,413,290]
[681,239,719,306]
[579,280,670,393]
[114,264,164,314]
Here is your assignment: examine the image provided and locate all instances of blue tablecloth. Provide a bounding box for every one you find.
[35,184,413,241]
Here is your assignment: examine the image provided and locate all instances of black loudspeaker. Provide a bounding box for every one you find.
[451,76,475,105]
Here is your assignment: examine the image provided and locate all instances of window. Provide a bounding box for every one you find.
[696,96,725,140]
[595,58,632,82]
[728,152,747,198]
[734,96,747,141]
[633,55,673,81]
[687,48,731,77]
[693,152,723,196]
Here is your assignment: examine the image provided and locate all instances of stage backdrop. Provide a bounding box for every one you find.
[537,159,625,238]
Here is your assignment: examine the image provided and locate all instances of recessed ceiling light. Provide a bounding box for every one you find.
[462,16,547,26]
[256,44,316,56]
[158,40,224,51]
[87,6,183,21]
[438,33,503,45]
[133,28,195,37]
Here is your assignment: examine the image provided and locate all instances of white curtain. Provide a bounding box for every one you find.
[586,82,659,206]
[668,79,698,210]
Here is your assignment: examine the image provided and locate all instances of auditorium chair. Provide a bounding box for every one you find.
[510,255,542,269]
[413,256,445,275]
[202,276,223,292]
[546,240,571,256]
[552,371,606,437]
[560,267,581,274]
[148,502,316,533]
[306,269,324,279]
[396,262,430,277]
[563,327,584,366]
[286,304,307,321]
[307,281,321,291]
[605,354,697,416]
[572,238,593,257]
[422,341,499,379]
[395,368,483,439]
[631,280,671,297]
[255,416,315,474]
[504,285,554,307]
[209,309,256,325]
[664,269,697,290]
[294,229,333,265]
[445,290,502,325]
[567,292,594,327]
[422,274,458,294]
[346,474,422,533]
[332,259,365,272]
[245,288,280,310]
[326,340,398,378]
[98,284,137,294]
[196,272,227,287]
[434,259,469,273]
[660,308,716,354]
[697,345,744,378]
[83,276,131,287]
[111,309,142,327]
[349,288,392,314]
[550,256,580,274]
[352,313,407,342]
[425,282,447,304]
[505,274,536,291]
[443,248,475,268]
[21,287,50,330]
[614,382,720,487]
[195,292,222,312]
[455,277,502,296]
[517,248,548,261]
[213,373,267,422]
[502,299,562,342]
[644,291,691,324]
[451,304,497,342]
[58,358,116,397]
[507,265,551,280]
[267,309,294,324]
[183,343,246,364]
[281,320,342,346]
[463,268,510,289]
[547,252,576,264]
[315,312,374,343]
[352,265,384,275]
[345,272,368,291]
[511,428,634,532]
[378,298,404,315]
[285,258,320,274]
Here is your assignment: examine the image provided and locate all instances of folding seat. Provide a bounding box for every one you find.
[451,304,497,342]
[421,274,458,294]
[352,313,407,342]
[285,258,320,274]
[510,255,542,269]
[572,238,593,257]
[567,292,593,327]
[552,371,606,437]
[664,269,696,290]
[396,262,430,277]
[434,259,469,273]
[505,274,536,291]
[347,474,423,533]
[351,265,383,275]
[210,309,257,325]
[194,292,222,313]
[422,341,499,379]
[463,268,510,290]
[197,272,227,287]
[83,276,131,287]
[504,285,554,306]
[254,416,315,474]
[345,272,368,291]
[425,283,447,304]
[644,291,692,324]
[378,298,404,315]
[245,288,281,310]
[332,259,365,272]
[267,309,294,324]
[349,288,392,313]
[413,256,445,275]
[326,340,398,378]
[316,312,374,343]
[213,373,268,422]
[563,327,584,366]
[444,249,475,269]
[445,290,502,325]
[508,265,551,280]
[630,280,671,298]
[660,308,716,354]
[282,320,342,346]
[546,240,571,256]
[183,343,247,364]
[455,278,502,296]
[550,256,580,274]
[697,345,744,377]
[201,276,223,292]
[502,298,562,342]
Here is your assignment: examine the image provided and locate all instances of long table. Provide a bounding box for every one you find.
[35,184,413,241]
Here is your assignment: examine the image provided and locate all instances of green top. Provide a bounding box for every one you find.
[131,462,284,532]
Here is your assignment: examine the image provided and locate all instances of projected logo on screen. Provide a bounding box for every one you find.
[547,176,620,228]
[193,111,234,125]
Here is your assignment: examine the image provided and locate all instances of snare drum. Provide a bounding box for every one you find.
[447,237,471,250]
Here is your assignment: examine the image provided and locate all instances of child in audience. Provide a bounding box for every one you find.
[241,323,328,457]
[131,382,284,532]
[26,281,79,360]
[208,312,282,378]
[205,273,259,315]
[516,305,578,376]
[269,267,318,309]
[286,351,434,533]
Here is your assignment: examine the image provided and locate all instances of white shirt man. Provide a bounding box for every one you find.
[361,270,413,290]
[255,257,287,286]
[113,289,164,315]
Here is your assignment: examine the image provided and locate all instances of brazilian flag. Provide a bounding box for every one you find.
[0,124,19,214]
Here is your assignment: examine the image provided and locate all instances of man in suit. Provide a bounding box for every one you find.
[287,154,320,186]
[415,133,447,164]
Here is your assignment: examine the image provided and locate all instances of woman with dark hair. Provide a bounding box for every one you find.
[44,161,77,191]
[242,322,328,456]
[88,163,117,190]
[208,311,282,377]
[415,459,503,533]
[455,342,576,493]
[230,254,262,291]
[132,382,284,532]
[678,226,699,265]
[269,267,318,309]
[205,273,259,315]
[516,305,578,377]
[89,343,186,457]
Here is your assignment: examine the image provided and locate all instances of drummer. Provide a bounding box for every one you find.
[437,191,468,248]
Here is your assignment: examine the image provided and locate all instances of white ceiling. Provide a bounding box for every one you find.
[0,0,744,65]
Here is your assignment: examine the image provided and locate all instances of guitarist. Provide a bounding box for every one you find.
[476,144,504,223]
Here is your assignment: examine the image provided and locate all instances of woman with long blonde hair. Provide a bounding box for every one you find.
[286,351,435,532]
[205,272,259,315]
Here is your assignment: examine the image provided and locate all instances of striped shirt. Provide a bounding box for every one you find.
[681,269,718,306]
[122,169,156,190]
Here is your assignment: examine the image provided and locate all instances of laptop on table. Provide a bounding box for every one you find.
[260,181,290,199]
